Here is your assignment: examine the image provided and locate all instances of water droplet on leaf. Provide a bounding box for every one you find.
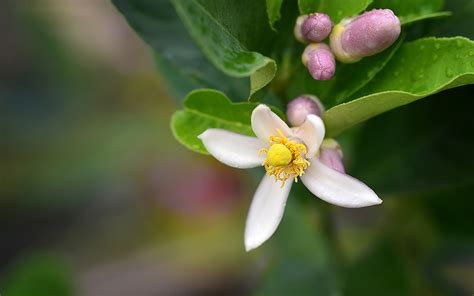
[411,70,424,81]
[445,68,454,78]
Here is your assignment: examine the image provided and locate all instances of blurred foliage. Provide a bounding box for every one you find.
[349,86,474,195]
[1,255,74,296]
[256,200,339,295]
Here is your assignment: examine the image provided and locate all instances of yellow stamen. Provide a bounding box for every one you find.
[266,144,292,166]
[259,129,310,187]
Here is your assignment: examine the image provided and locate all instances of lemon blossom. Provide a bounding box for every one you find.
[198,104,381,251]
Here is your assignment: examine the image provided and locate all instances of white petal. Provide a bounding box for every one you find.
[245,175,293,251]
[292,114,325,159]
[301,158,382,208]
[251,105,292,141]
[198,129,265,169]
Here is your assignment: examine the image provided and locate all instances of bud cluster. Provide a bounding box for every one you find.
[294,9,401,80]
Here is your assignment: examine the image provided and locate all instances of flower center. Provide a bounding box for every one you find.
[259,129,310,186]
[266,144,292,166]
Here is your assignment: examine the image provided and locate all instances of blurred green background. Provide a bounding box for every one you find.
[1,0,473,295]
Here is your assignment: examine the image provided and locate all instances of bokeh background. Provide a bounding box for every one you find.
[2,0,473,295]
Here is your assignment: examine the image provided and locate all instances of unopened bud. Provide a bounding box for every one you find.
[302,43,336,81]
[319,139,345,173]
[286,95,325,126]
[329,9,401,63]
[302,13,332,42]
[295,13,333,43]
[294,15,307,43]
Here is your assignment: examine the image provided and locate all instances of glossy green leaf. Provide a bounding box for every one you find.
[400,11,452,25]
[113,0,250,100]
[171,0,277,100]
[371,0,450,25]
[266,0,284,30]
[171,89,283,154]
[298,0,373,23]
[323,37,474,137]
[371,0,444,17]
[113,0,276,100]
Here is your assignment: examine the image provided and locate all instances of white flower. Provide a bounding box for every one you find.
[198,105,381,251]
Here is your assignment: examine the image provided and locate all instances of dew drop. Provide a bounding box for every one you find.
[432,54,438,61]
[337,10,343,16]
[419,44,425,50]
[434,43,441,50]
[411,70,424,81]
[445,68,454,78]
[469,51,474,57]
[456,39,463,48]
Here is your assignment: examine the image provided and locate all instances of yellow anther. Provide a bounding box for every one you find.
[259,129,310,187]
[266,144,292,166]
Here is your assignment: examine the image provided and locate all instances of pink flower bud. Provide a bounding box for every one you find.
[329,9,401,63]
[294,15,308,43]
[302,43,336,81]
[302,13,332,42]
[319,139,345,173]
[286,95,325,126]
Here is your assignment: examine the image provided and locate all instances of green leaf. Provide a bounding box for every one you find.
[323,37,474,137]
[171,89,283,154]
[171,0,277,100]
[298,0,373,23]
[266,0,284,30]
[113,0,276,100]
[400,11,452,25]
[370,0,449,25]
[371,0,443,16]
[250,61,277,101]
[113,0,248,100]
